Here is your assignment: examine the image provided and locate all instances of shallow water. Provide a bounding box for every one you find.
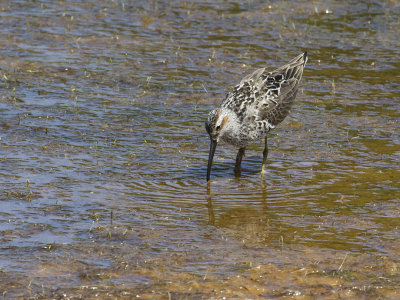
[1,0,399,298]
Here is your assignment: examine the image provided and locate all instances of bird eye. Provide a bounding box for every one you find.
[216,125,221,131]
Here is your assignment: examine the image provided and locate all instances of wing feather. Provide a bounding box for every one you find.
[221,52,307,125]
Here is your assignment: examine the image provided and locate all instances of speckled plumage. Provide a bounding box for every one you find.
[206,52,308,181]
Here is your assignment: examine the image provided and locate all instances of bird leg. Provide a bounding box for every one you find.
[234,147,246,176]
[261,137,268,173]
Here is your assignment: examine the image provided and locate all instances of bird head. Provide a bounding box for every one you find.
[205,108,230,181]
[205,108,230,141]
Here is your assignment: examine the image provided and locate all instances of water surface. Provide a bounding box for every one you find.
[0,0,399,298]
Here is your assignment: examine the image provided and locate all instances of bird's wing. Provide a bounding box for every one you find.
[257,77,299,125]
[257,52,307,125]
[221,52,307,124]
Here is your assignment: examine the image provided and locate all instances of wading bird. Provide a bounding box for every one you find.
[205,52,308,181]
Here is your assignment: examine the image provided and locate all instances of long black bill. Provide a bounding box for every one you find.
[206,139,217,181]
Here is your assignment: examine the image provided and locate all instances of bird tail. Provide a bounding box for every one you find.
[273,51,307,82]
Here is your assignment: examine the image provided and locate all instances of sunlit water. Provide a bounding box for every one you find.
[0,0,399,298]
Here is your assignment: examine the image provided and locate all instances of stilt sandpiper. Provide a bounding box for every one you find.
[205,52,308,181]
